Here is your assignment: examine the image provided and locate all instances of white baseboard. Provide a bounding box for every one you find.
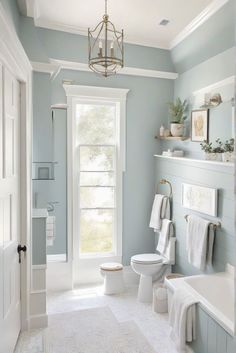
[29,313,48,329]
[186,345,194,353]
[47,254,67,263]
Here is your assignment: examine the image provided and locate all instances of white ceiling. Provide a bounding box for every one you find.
[23,0,222,49]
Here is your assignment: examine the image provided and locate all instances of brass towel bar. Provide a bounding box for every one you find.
[184,215,221,230]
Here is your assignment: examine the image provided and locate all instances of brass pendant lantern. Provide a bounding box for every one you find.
[88,0,124,77]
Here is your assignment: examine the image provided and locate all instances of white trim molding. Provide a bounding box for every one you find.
[31,61,59,76]
[0,2,32,333]
[24,0,228,50]
[64,85,129,286]
[31,59,178,80]
[170,0,229,49]
[192,75,235,97]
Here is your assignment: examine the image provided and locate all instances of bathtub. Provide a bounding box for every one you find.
[165,264,235,336]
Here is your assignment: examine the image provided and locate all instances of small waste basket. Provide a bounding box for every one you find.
[165,273,184,312]
[153,286,168,313]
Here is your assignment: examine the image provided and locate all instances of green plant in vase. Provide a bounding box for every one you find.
[168,97,188,137]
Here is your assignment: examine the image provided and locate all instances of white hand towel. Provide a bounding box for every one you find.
[47,216,56,224]
[149,194,170,232]
[156,219,174,254]
[186,215,214,270]
[46,216,56,247]
[169,288,197,352]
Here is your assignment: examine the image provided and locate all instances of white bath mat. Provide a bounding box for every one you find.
[15,306,157,353]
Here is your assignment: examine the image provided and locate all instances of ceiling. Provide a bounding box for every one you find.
[21,0,221,49]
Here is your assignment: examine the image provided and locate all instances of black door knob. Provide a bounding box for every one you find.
[17,244,27,263]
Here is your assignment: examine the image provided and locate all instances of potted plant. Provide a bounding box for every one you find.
[168,98,188,137]
[200,139,223,161]
[222,138,234,162]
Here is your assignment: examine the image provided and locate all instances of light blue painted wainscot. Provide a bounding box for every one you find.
[155,155,236,353]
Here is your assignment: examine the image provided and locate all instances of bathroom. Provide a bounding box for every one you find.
[0,1,235,353]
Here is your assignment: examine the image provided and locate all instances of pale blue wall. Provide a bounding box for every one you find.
[20,19,175,260]
[161,47,235,159]
[171,0,235,73]
[0,0,20,34]
[20,17,175,72]
[158,4,236,352]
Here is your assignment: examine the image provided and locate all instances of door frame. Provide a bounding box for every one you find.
[0,4,32,331]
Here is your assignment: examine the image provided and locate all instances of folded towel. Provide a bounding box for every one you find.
[46,230,54,238]
[47,216,56,224]
[149,194,170,232]
[186,215,215,270]
[46,216,56,247]
[169,288,197,352]
[156,219,174,254]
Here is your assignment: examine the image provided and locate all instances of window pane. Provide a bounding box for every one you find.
[80,146,114,171]
[80,209,113,254]
[76,104,116,145]
[80,187,114,208]
[80,172,115,186]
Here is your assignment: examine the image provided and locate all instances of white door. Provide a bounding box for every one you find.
[0,64,21,353]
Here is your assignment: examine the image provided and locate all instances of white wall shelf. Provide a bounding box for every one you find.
[154,154,234,167]
[155,136,189,141]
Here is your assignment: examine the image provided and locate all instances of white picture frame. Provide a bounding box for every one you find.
[182,183,218,217]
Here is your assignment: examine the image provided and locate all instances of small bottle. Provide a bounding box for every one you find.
[160,125,165,137]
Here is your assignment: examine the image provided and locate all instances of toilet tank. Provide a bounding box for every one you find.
[160,237,176,265]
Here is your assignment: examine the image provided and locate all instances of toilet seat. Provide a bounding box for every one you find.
[100,262,123,271]
[131,253,163,264]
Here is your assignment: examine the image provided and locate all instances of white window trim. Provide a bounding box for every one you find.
[64,84,129,284]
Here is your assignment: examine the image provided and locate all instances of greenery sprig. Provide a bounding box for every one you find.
[168,98,188,124]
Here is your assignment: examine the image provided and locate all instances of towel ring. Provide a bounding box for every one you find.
[158,179,172,198]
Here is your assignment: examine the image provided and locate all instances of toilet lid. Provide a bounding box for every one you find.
[100,262,123,271]
[131,253,163,264]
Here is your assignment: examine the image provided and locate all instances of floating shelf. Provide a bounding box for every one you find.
[154,154,234,168]
[155,136,189,141]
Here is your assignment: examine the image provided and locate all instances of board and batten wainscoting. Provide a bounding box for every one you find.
[155,155,236,353]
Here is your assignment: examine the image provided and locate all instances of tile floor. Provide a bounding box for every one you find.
[45,284,178,353]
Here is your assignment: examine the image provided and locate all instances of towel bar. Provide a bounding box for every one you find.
[158,179,172,198]
[184,215,221,230]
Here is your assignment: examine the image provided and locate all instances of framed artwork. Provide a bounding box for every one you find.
[182,183,218,217]
[191,109,209,142]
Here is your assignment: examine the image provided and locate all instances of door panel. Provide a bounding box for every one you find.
[0,65,21,353]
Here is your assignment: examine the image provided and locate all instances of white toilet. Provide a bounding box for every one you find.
[131,237,176,302]
[100,262,125,295]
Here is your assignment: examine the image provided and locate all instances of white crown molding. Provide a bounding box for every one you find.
[63,84,130,100]
[31,61,59,76]
[48,58,178,80]
[26,0,228,50]
[32,17,169,49]
[34,17,88,36]
[170,0,229,49]
[192,75,235,96]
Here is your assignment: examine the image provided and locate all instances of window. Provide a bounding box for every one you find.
[64,85,129,263]
[76,103,116,255]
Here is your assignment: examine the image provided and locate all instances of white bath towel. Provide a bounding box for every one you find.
[156,219,174,254]
[186,215,215,270]
[149,194,170,232]
[169,288,197,352]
